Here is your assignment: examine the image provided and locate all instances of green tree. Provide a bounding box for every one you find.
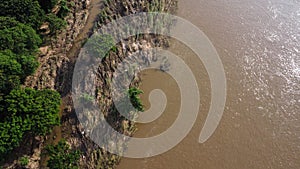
[46,140,81,169]
[5,88,61,135]
[0,51,38,94]
[0,17,42,55]
[0,0,45,29]
[17,54,39,79]
[19,156,29,167]
[0,50,39,80]
[0,88,61,157]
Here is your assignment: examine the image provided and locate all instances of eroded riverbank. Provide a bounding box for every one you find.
[23,0,178,168]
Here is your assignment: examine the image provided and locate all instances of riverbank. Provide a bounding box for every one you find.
[5,0,177,168]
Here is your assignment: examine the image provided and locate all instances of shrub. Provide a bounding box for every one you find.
[57,0,70,18]
[0,50,39,80]
[0,54,22,94]
[0,116,26,157]
[0,88,61,157]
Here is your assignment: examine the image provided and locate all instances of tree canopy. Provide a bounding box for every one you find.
[0,50,38,94]
[46,13,67,34]
[0,0,45,29]
[0,17,42,55]
[0,88,61,157]
[5,88,61,135]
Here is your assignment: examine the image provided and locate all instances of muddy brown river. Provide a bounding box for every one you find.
[115,0,300,169]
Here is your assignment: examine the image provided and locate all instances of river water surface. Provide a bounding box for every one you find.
[117,0,300,168]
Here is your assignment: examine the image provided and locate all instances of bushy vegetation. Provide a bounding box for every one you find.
[5,88,61,135]
[0,116,26,156]
[0,53,23,94]
[57,0,71,18]
[46,140,81,169]
[0,50,38,86]
[0,0,69,35]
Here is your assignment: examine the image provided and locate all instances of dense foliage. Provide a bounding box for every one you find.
[57,0,71,18]
[0,17,42,54]
[0,88,61,157]
[46,140,81,169]
[0,53,22,94]
[5,88,61,135]
[0,50,38,95]
[0,116,26,156]
[19,156,29,167]
[0,0,45,29]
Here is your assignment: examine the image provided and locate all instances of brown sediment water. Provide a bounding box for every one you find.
[117,0,300,169]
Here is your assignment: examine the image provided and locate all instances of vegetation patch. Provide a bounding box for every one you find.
[128,87,144,112]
